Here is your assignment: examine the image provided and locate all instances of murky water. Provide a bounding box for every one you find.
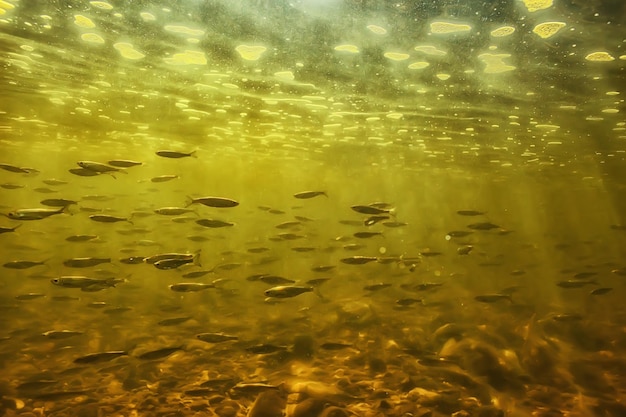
[1,1,626,416]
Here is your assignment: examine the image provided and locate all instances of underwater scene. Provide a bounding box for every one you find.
[1,0,626,416]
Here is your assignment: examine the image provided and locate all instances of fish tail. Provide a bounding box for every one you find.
[190,150,198,158]
[194,249,202,267]
[185,196,194,208]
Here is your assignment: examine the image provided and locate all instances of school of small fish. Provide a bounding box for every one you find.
[1,0,626,416]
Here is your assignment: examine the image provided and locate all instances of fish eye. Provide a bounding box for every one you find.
[51,279,59,283]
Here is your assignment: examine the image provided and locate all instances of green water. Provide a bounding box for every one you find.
[1,1,626,416]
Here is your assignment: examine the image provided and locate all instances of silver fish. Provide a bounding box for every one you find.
[51,276,122,291]
[74,351,127,364]
[144,252,197,264]
[196,218,235,228]
[294,191,327,199]
[340,256,378,265]
[156,150,197,158]
[154,207,195,215]
[63,257,111,268]
[7,207,66,220]
[89,214,132,224]
[264,285,314,298]
[151,175,179,183]
[187,196,239,208]
[40,198,77,207]
[169,282,215,292]
[351,205,394,215]
[3,260,47,269]
[77,161,126,174]
[107,159,143,167]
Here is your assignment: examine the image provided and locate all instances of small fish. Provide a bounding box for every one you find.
[457,210,486,216]
[551,313,583,322]
[69,168,100,177]
[137,346,184,360]
[3,260,47,269]
[40,198,77,207]
[42,330,84,339]
[611,268,626,276]
[264,285,314,298]
[82,195,113,201]
[33,187,57,194]
[157,317,192,326]
[156,150,197,158]
[467,222,500,230]
[474,294,512,303]
[291,247,316,252]
[557,280,598,289]
[259,275,296,285]
[74,351,128,364]
[277,232,305,240]
[311,265,335,272]
[590,287,613,296]
[51,276,122,291]
[320,342,353,350]
[196,332,239,343]
[457,245,473,255]
[1,183,24,189]
[196,218,235,228]
[155,258,196,270]
[151,174,179,183]
[182,270,213,278]
[294,191,327,199]
[65,234,98,242]
[169,282,215,292]
[89,214,132,224]
[363,283,392,291]
[187,196,239,208]
[382,221,407,228]
[107,159,142,167]
[306,278,331,287]
[6,207,66,220]
[248,247,270,254]
[77,161,126,174]
[407,282,443,292]
[0,163,37,174]
[16,380,59,392]
[343,243,365,251]
[144,252,197,264]
[154,207,195,215]
[340,256,378,265]
[351,205,394,215]
[245,344,287,354]
[42,178,68,185]
[294,215,314,222]
[275,221,302,229]
[15,293,46,300]
[446,231,474,238]
[63,257,111,268]
[354,231,383,239]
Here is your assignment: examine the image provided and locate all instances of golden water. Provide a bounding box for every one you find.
[1,1,626,416]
